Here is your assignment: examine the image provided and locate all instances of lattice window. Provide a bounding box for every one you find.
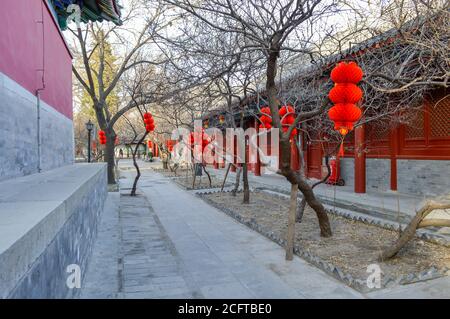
[367,122,390,142]
[429,95,450,138]
[405,111,424,139]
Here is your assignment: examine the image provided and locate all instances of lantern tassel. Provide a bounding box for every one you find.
[338,141,344,157]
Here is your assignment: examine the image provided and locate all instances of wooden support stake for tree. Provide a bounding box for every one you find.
[286,183,298,261]
[221,163,232,192]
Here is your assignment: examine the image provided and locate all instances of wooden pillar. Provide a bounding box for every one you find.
[354,124,366,193]
[254,118,261,176]
[221,135,226,168]
[390,126,399,191]
[230,135,236,172]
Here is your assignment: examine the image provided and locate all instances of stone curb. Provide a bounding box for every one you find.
[195,189,449,293]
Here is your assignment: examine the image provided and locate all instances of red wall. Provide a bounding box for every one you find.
[0,0,73,119]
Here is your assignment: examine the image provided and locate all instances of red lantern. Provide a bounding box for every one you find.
[327,103,362,135]
[143,113,156,132]
[147,140,153,148]
[189,130,210,150]
[330,61,363,84]
[260,106,271,114]
[98,130,107,145]
[328,62,364,136]
[279,105,294,117]
[328,83,363,104]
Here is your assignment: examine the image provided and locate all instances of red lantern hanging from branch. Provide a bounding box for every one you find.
[330,61,363,84]
[258,106,272,130]
[328,61,364,136]
[328,103,362,136]
[143,112,156,132]
[328,83,363,104]
[98,130,107,145]
[147,140,153,148]
[189,129,210,151]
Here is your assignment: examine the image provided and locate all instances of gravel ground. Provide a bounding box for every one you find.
[204,191,450,280]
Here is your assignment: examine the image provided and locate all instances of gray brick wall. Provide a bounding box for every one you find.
[397,159,450,196]
[0,72,74,182]
[5,165,107,299]
[339,157,450,196]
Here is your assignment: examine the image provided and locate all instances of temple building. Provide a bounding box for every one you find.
[201,31,450,198]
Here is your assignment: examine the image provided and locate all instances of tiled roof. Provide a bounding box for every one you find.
[49,0,122,30]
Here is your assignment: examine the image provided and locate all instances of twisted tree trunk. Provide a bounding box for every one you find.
[379,201,450,261]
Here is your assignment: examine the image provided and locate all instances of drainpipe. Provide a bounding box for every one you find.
[36,91,43,173]
[36,0,46,173]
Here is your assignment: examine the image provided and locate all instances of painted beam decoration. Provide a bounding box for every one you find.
[49,0,122,30]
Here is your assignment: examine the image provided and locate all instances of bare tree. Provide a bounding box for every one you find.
[70,1,170,184]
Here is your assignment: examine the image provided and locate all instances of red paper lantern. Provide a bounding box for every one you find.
[260,106,271,114]
[279,105,294,117]
[330,61,363,84]
[98,130,107,145]
[143,112,151,119]
[327,103,362,135]
[146,124,155,132]
[328,83,363,104]
[147,140,153,148]
[189,130,210,150]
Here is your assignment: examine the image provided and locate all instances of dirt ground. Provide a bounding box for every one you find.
[203,191,450,280]
[175,174,228,189]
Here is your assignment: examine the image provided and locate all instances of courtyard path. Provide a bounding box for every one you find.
[81,159,364,298]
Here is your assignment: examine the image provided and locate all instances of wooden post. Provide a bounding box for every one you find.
[286,183,298,260]
[354,124,366,193]
[390,126,399,191]
[230,135,237,172]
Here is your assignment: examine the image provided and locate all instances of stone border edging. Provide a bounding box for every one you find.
[195,188,449,293]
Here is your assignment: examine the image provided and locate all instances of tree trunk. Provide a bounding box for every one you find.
[202,164,212,188]
[265,47,332,237]
[221,163,232,192]
[296,156,331,223]
[232,166,242,196]
[286,183,298,260]
[131,156,140,196]
[105,130,116,184]
[378,201,450,261]
[131,134,147,196]
[242,162,250,203]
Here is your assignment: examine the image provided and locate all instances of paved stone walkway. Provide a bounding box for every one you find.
[80,160,449,298]
[81,160,364,298]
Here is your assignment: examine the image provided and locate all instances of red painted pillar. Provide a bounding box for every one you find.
[254,119,261,176]
[221,136,226,168]
[230,135,237,172]
[390,126,399,191]
[354,125,366,193]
